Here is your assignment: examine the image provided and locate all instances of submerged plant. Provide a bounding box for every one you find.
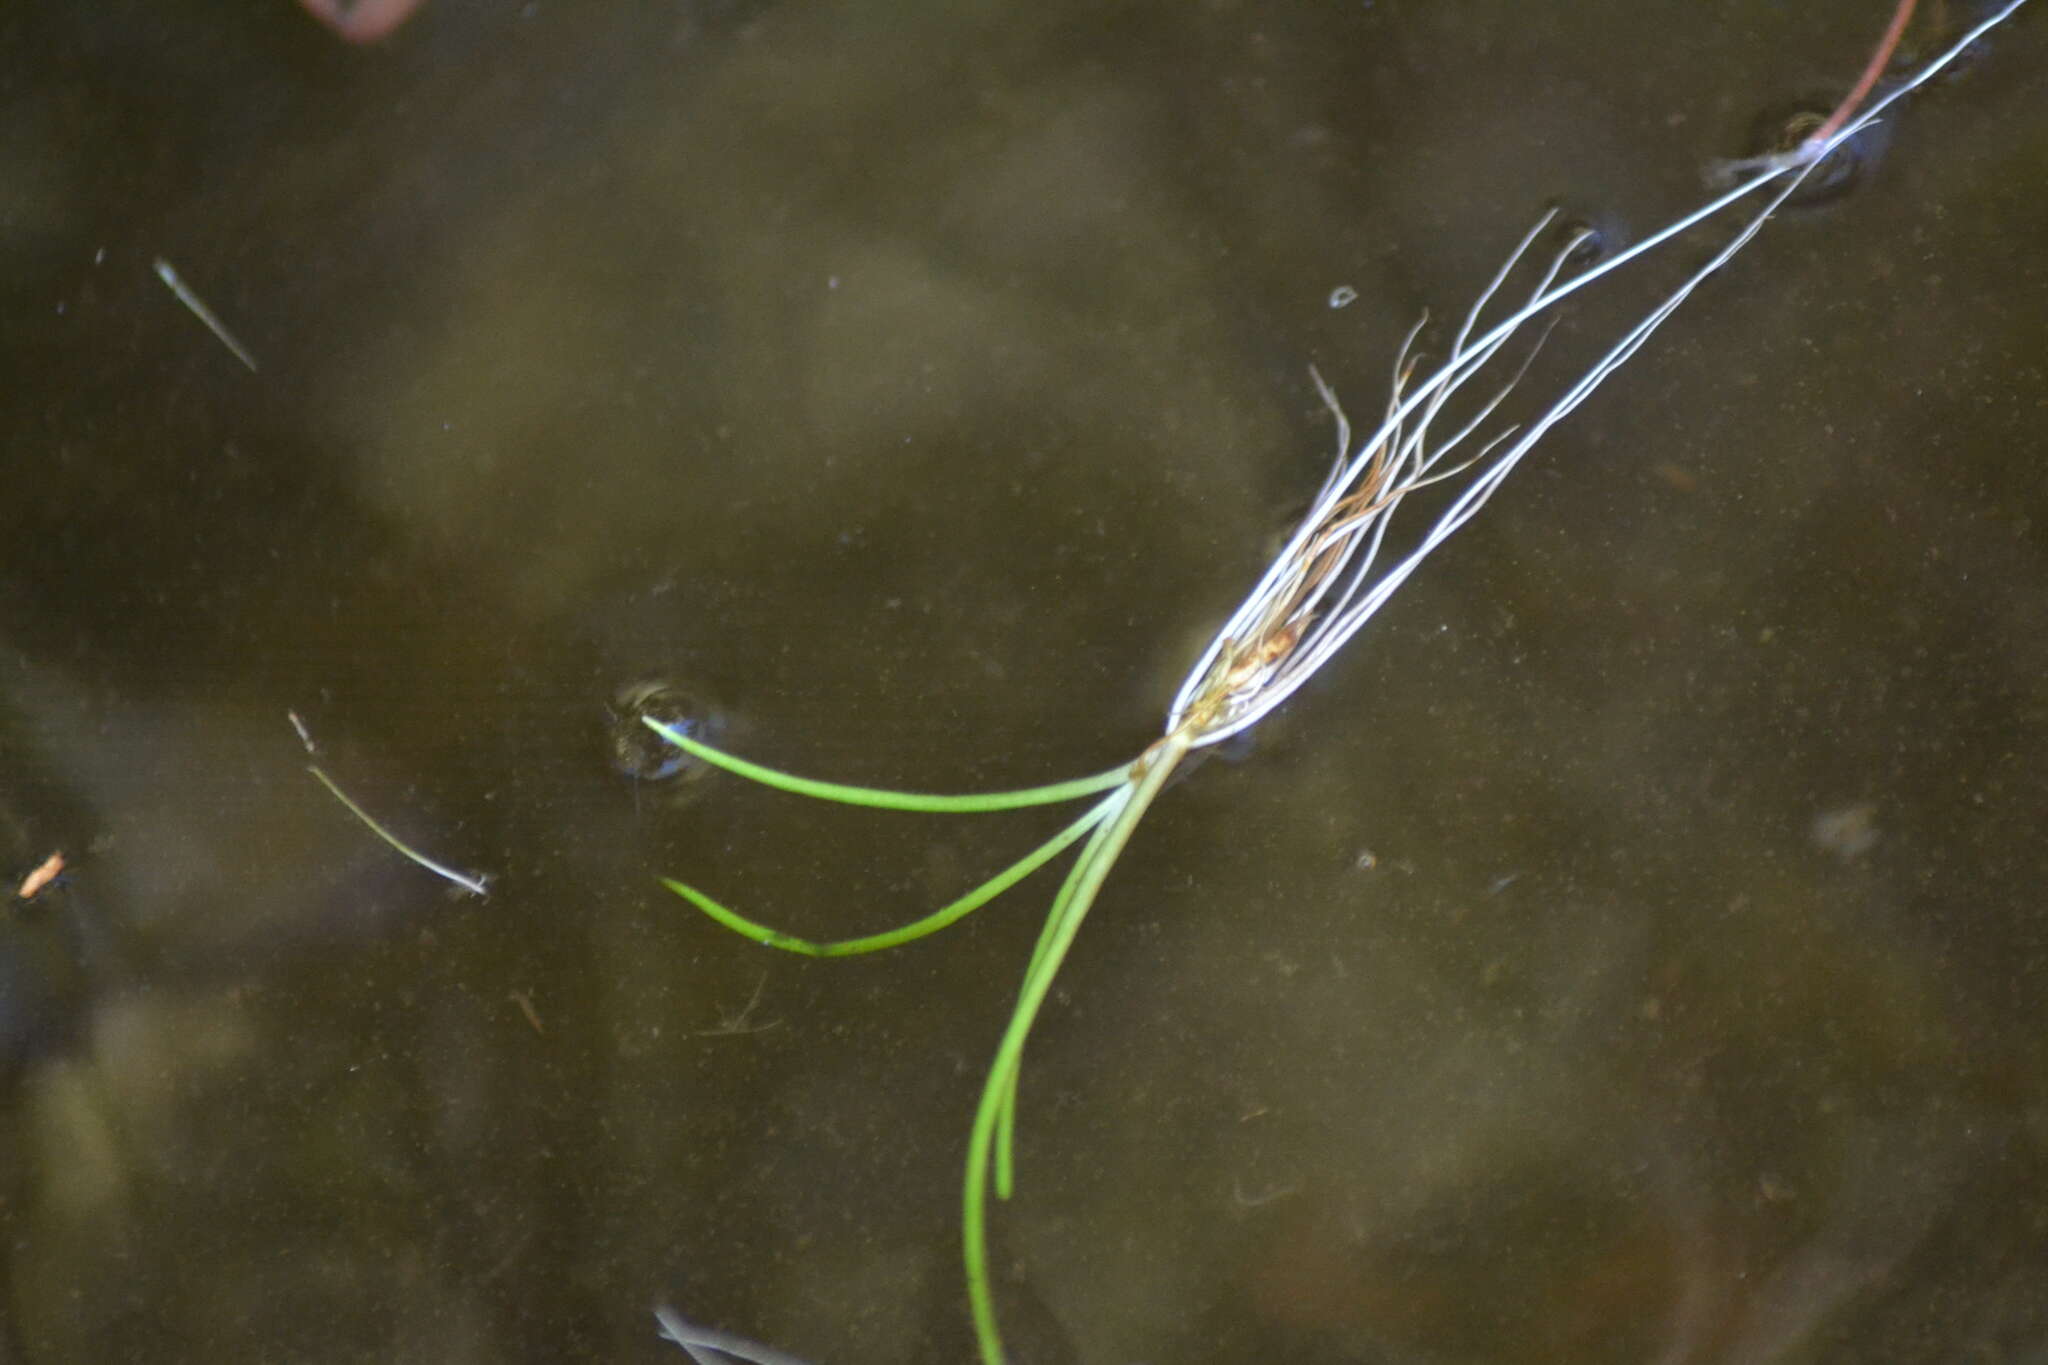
[648,6,2026,1360]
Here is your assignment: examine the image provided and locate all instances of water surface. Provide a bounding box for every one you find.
[2,2,2044,1361]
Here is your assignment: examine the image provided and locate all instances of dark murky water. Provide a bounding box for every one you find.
[3,3,2045,1361]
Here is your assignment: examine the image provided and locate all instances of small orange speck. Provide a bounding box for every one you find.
[510,991,545,1036]
[1653,462,1698,494]
[16,851,64,901]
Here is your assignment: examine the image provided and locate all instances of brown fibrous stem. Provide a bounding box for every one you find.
[1802,0,1919,153]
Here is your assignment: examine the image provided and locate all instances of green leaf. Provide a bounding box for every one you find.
[660,788,1126,957]
[644,718,1134,811]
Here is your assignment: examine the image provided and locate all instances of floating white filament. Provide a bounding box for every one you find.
[1167,0,2030,749]
[153,257,259,372]
[295,714,490,898]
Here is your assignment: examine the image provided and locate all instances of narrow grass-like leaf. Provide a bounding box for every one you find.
[660,789,1124,956]
[645,718,1134,811]
[963,734,1189,1365]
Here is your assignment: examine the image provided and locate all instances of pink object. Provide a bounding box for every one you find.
[296,0,427,43]
[1804,0,1919,152]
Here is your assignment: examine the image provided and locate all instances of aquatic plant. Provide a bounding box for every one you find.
[649,5,2027,1360]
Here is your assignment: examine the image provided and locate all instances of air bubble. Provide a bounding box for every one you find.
[609,680,720,781]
